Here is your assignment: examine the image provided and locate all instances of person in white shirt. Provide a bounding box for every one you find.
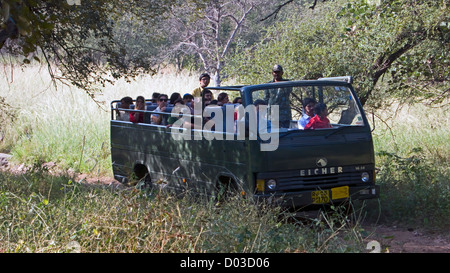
[116,96,133,121]
[298,98,317,129]
[151,94,169,125]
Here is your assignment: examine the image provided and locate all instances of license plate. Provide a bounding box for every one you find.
[331,186,349,200]
[311,190,330,204]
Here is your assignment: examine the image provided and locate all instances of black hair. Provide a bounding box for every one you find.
[303,98,317,107]
[158,94,168,100]
[151,92,160,103]
[169,92,181,103]
[253,99,266,106]
[314,102,327,115]
[201,89,212,96]
[217,92,228,102]
[136,95,145,103]
[199,73,210,81]
[121,96,133,104]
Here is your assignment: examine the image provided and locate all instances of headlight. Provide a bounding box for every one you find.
[267,179,277,190]
[361,172,370,183]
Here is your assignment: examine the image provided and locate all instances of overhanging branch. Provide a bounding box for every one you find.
[0,17,18,49]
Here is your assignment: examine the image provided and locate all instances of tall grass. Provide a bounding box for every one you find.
[369,102,450,229]
[0,170,366,253]
[1,63,449,243]
[0,63,200,175]
[372,102,449,162]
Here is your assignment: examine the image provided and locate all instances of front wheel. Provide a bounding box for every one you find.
[214,176,241,203]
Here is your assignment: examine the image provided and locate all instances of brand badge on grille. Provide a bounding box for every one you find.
[316,158,328,167]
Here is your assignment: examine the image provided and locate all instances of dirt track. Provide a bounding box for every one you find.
[363,225,450,253]
[1,153,449,253]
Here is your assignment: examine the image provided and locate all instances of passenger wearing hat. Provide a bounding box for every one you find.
[265,64,292,128]
[270,64,288,83]
[191,73,215,99]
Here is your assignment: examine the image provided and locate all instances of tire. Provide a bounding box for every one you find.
[215,176,240,203]
[133,164,152,191]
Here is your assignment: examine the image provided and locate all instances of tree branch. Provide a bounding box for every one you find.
[309,0,328,10]
[260,0,293,21]
[221,5,254,59]
[360,30,428,105]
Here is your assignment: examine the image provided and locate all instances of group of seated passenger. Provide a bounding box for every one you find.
[117,93,331,130]
[115,71,331,130]
[166,91,243,130]
[298,98,331,129]
[116,93,170,124]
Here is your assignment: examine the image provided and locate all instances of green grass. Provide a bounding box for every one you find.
[369,102,450,229]
[0,170,367,253]
[1,64,449,251]
[0,64,201,175]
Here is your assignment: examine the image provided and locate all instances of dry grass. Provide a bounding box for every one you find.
[0,63,201,174]
[1,63,449,252]
[0,170,366,253]
[367,100,450,228]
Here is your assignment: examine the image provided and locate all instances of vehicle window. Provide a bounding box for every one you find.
[251,85,364,128]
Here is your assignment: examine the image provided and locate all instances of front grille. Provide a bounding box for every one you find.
[277,172,363,192]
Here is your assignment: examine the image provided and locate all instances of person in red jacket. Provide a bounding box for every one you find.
[129,96,145,123]
[304,102,332,130]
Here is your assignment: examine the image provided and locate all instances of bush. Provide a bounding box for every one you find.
[375,148,450,229]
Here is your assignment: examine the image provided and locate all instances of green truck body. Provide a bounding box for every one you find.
[110,77,379,209]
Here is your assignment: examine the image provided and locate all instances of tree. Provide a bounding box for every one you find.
[340,0,450,106]
[0,0,176,95]
[167,0,271,86]
[226,0,450,106]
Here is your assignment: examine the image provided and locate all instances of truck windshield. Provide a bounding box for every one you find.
[251,85,364,129]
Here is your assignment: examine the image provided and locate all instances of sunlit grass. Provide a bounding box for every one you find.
[372,102,449,163]
[1,63,449,236]
[369,102,450,229]
[0,171,367,253]
[0,64,201,175]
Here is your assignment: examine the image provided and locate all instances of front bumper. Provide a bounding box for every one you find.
[255,185,379,209]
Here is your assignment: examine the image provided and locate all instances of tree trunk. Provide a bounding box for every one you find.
[214,70,221,87]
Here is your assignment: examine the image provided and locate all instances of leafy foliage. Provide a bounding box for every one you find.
[0,0,175,94]
[225,0,450,107]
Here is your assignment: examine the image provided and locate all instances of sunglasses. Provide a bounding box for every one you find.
[159,99,168,102]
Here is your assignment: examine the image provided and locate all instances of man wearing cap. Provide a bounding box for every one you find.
[191,73,215,99]
[271,64,288,83]
[264,64,292,128]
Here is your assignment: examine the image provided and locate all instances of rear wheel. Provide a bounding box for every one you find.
[132,164,152,191]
